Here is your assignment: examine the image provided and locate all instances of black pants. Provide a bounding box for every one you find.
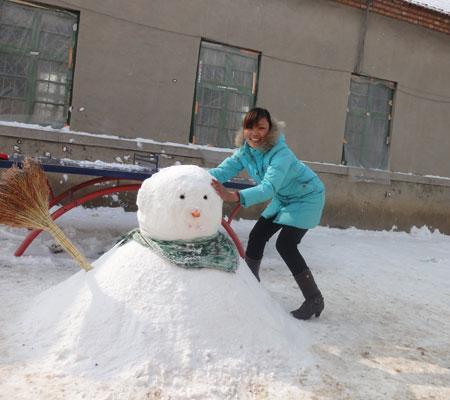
[246,216,308,276]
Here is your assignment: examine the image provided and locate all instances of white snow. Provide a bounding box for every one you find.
[59,157,152,172]
[137,165,222,240]
[1,207,449,399]
[424,174,450,181]
[6,239,312,399]
[404,0,450,15]
[0,120,235,153]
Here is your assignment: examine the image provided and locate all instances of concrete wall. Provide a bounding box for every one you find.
[35,0,361,162]
[362,13,450,177]
[2,125,450,233]
[30,0,450,177]
[321,173,450,233]
[1,0,450,233]
[61,1,200,143]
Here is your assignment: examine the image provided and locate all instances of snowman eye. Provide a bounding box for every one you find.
[203,195,208,200]
[179,194,185,199]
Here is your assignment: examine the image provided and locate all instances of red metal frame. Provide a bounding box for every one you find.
[14,180,245,259]
[49,177,125,207]
[15,184,140,256]
[221,205,244,258]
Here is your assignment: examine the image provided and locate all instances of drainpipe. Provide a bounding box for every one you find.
[354,0,373,74]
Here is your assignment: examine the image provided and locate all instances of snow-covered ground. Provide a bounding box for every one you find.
[0,206,449,399]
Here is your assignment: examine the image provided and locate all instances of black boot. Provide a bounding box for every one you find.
[244,255,261,281]
[291,268,324,320]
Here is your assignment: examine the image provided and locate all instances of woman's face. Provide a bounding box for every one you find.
[243,117,270,148]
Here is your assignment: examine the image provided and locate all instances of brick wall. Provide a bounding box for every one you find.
[334,0,450,35]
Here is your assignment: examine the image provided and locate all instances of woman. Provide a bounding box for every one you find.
[209,108,325,320]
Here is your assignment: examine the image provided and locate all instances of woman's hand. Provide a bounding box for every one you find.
[211,179,240,203]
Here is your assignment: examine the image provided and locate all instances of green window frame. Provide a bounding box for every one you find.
[342,75,395,170]
[191,40,260,148]
[0,0,78,128]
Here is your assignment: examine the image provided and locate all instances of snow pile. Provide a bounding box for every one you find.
[10,244,311,397]
[6,165,313,398]
[409,225,441,239]
[1,206,450,399]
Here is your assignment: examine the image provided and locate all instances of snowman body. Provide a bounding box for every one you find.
[10,165,310,394]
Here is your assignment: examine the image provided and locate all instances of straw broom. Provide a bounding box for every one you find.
[0,158,92,271]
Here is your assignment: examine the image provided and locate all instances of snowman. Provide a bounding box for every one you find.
[137,164,224,241]
[9,164,310,396]
[129,164,239,272]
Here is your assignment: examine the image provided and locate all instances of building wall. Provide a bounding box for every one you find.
[321,173,450,233]
[32,0,450,177]
[2,125,450,233]
[34,0,362,162]
[61,2,200,143]
[362,13,450,177]
[1,0,450,233]
[23,0,355,158]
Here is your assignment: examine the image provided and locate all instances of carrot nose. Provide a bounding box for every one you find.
[191,209,201,218]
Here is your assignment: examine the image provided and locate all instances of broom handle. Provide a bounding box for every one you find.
[46,222,93,272]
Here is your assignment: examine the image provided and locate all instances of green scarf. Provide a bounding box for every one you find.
[116,228,238,272]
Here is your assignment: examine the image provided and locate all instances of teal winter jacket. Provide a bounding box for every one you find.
[209,134,325,229]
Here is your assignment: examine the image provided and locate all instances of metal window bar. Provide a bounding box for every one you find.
[343,75,395,171]
[0,0,77,127]
[191,40,260,148]
[133,152,159,172]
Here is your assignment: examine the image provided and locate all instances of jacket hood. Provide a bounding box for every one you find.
[234,118,286,151]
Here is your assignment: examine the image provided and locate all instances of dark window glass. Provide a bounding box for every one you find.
[343,75,395,170]
[0,0,78,128]
[191,41,260,148]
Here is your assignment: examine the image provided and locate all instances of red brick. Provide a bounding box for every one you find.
[333,0,450,35]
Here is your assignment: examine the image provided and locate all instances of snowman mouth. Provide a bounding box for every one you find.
[188,222,202,230]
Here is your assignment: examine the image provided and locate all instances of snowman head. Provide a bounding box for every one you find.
[136,165,223,240]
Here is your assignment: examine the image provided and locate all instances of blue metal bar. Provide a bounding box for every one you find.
[223,181,253,190]
[0,159,155,181]
[0,158,253,188]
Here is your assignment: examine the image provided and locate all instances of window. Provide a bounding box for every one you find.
[191,40,260,148]
[342,75,395,170]
[0,0,78,128]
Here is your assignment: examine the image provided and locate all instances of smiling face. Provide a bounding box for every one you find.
[243,117,270,148]
[136,165,223,240]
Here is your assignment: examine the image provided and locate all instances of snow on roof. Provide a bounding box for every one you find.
[403,0,450,15]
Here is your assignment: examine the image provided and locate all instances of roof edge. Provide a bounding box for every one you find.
[333,0,450,35]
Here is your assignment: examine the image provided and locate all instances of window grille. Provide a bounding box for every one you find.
[342,75,395,170]
[0,0,78,128]
[191,40,260,148]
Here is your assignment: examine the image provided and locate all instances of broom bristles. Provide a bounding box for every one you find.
[0,158,92,271]
[0,160,49,229]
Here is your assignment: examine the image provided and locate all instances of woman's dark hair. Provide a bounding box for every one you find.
[243,108,272,131]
